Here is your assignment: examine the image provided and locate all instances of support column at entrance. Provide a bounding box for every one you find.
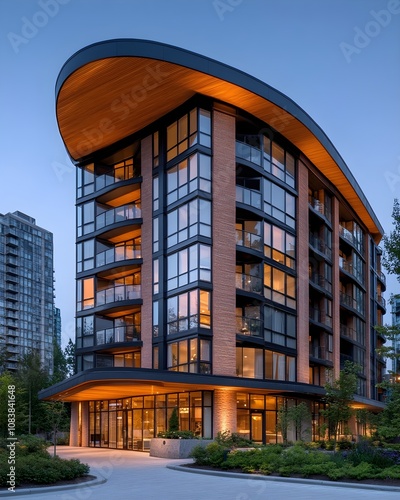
[213,389,237,437]
[69,402,79,446]
[81,402,89,447]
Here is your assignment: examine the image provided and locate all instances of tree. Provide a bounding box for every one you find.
[64,339,75,377]
[52,339,68,384]
[320,361,358,448]
[168,407,179,431]
[377,384,400,441]
[382,199,400,278]
[277,403,290,444]
[288,402,311,442]
[43,401,69,456]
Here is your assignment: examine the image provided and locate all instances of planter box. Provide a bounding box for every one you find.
[150,438,213,459]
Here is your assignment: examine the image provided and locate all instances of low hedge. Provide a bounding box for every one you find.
[190,442,400,481]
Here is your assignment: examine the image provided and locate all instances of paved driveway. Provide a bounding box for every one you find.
[3,446,400,500]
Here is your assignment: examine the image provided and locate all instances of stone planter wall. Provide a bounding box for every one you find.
[150,438,213,459]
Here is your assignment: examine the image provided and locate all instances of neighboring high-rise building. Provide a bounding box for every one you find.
[41,40,386,448]
[0,211,55,374]
[391,294,400,376]
[54,307,62,347]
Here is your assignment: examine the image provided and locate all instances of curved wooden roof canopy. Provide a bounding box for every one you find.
[56,39,383,238]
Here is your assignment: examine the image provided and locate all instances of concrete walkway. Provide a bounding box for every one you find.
[1,446,399,499]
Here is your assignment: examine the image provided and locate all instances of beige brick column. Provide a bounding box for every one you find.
[332,196,341,378]
[69,401,79,446]
[364,233,371,399]
[81,401,89,447]
[296,160,309,383]
[213,388,237,436]
[141,135,153,368]
[211,109,236,376]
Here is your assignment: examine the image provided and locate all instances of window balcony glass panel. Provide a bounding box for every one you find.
[309,346,333,362]
[96,325,141,345]
[236,316,262,338]
[235,273,262,294]
[235,229,262,252]
[96,204,141,230]
[96,244,142,267]
[236,186,262,210]
[96,284,141,306]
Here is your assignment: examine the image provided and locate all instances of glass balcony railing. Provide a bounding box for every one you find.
[309,307,332,328]
[95,164,140,191]
[235,273,263,294]
[96,244,142,267]
[309,273,332,293]
[236,316,262,337]
[96,284,141,306]
[96,204,141,230]
[309,234,332,260]
[309,346,333,362]
[340,291,358,310]
[340,324,357,342]
[236,186,262,210]
[338,258,364,283]
[235,139,262,165]
[376,295,386,309]
[376,270,386,286]
[309,197,331,221]
[235,229,262,252]
[339,225,364,253]
[96,325,141,345]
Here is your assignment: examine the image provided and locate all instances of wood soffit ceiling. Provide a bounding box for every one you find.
[56,46,382,238]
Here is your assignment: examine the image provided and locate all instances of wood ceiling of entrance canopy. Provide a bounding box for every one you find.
[55,40,382,238]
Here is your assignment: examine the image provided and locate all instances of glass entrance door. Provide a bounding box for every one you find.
[250,412,263,443]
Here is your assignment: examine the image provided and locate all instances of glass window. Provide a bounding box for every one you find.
[77,239,95,273]
[166,108,211,162]
[153,217,159,252]
[263,179,295,229]
[264,305,296,348]
[153,258,159,294]
[167,244,211,291]
[77,201,95,237]
[264,264,296,309]
[77,278,95,311]
[167,289,211,334]
[167,153,211,205]
[167,338,211,374]
[167,198,211,248]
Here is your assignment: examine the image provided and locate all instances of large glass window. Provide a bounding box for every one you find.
[167,337,211,373]
[77,239,95,272]
[264,305,296,348]
[77,201,95,237]
[263,137,296,188]
[236,348,295,381]
[264,264,296,308]
[264,222,295,269]
[167,153,211,205]
[167,198,211,247]
[263,179,295,228]
[167,244,211,290]
[167,289,211,334]
[77,277,95,311]
[166,108,211,162]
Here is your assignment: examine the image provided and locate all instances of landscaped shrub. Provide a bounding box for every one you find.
[215,430,254,448]
[190,442,226,467]
[157,430,196,439]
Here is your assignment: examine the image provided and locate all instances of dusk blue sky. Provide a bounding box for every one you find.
[1,0,399,347]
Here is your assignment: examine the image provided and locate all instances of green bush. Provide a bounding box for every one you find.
[215,430,254,448]
[0,451,89,487]
[157,430,196,439]
[190,442,226,467]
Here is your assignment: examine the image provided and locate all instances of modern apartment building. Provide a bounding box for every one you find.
[391,295,400,376]
[0,211,55,374]
[40,39,386,448]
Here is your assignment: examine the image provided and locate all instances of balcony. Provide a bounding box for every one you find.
[309,197,331,221]
[236,138,262,166]
[236,186,262,210]
[96,325,141,345]
[309,307,332,328]
[376,295,386,309]
[5,311,18,320]
[235,273,262,294]
[376,270,386,286]
[5,283,18,293]
[339,258,364,283]
[95,163,140,191]
[96,244,142,267]
[340,324,357,342]
[309,234,332,260]
[309,273,332,294]
[309,346,333,362]
[339,225,364,253]
[6,256,18,266]
[96,284,141,306]
[340,291,358,310]
[236,316,262,338]
[96,203,141,231]
[235,229,262,252]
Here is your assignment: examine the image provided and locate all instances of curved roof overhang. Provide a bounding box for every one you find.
[56,38,383,238]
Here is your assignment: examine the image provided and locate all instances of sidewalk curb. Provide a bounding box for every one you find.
[167,465,400,492]
[0,476,106,497]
